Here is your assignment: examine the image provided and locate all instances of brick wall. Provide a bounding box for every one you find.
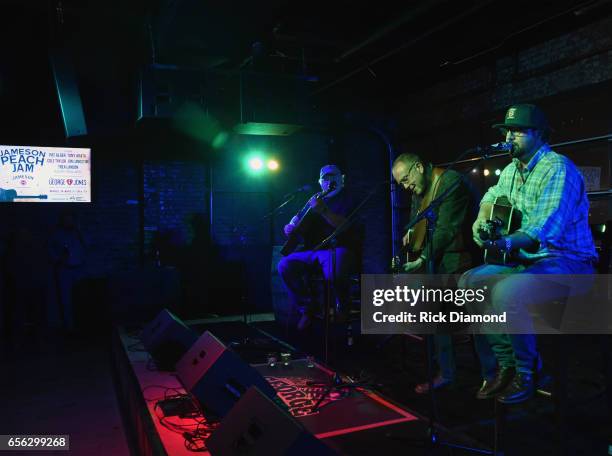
[143,160,208,257]
[400,15,612,152]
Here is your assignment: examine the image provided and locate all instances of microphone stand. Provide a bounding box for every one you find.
[313,181,388,365]
[229,191,302,346]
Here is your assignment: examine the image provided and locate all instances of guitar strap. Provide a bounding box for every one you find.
[409,167,445,254]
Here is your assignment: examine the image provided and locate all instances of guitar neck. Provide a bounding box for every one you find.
[13,195,48,200]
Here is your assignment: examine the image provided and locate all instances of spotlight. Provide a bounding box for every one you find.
[484,169,490,176]
[472,168,478,173]
[248,157,263,170]
[495,169,501,176]
[267,159,279,171]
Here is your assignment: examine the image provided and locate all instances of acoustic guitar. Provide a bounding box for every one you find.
[391,228,424,273]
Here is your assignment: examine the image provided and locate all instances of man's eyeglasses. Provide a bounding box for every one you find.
[501,128,531,137]
[319,173,340,182]
[398,161,419,186]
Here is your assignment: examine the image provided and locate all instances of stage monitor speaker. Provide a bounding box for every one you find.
[140,308,198,371]
[49,48,88,138]
[175,331,276,418]
[207,386,336,456]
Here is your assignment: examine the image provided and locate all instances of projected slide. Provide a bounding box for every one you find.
[0,145,91,203]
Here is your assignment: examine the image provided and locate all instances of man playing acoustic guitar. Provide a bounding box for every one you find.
[392,152,496,394]
[278,165,362,331]
[461,104,597,404]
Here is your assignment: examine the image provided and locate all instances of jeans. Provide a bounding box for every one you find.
[435,333,497,381]
[460,257,594,374]
[277,247,356,322]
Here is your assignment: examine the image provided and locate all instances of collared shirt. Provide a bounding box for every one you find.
[481,144,597,262]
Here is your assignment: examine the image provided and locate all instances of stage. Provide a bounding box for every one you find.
[111,317,492,455]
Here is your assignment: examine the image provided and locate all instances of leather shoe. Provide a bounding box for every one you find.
[476,367,516,399]
[414,375,454,394]
[497,372,535,404]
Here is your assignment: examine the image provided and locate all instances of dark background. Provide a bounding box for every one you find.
[1,0,612,323]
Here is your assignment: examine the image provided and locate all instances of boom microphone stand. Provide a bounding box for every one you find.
[314,181,388,364]
[229,192,300,347]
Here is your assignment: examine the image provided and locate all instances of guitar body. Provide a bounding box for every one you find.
[391,228,424,273]
[482,196,522,265]
[280,231,302,256]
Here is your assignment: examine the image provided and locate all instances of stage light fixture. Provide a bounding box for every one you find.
[267,159,279,171]
[248,157,263,171]
[484,169,490,176]
[495,169,501,176]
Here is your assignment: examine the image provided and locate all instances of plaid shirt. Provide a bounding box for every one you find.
[481,144,597,263]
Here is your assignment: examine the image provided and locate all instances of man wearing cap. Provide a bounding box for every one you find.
[461,104,597,404]
[392,152,497,394]
[277,165,362,331]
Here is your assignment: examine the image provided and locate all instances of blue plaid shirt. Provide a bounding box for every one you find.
[482,144,597,263]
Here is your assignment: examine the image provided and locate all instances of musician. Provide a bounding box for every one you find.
[461,104,597,404]
[277,165,361,331]
[392,153,496,393]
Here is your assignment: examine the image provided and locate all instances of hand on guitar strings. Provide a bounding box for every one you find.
[472,218,488,248]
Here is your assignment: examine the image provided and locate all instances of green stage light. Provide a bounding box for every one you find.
[248,157,264,171]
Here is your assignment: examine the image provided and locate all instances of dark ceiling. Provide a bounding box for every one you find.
[2,0,612,139]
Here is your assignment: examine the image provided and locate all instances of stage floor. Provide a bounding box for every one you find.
[112,319,491,455]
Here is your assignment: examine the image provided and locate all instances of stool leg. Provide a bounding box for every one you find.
[553,336,568,456]
[494,400,506,456]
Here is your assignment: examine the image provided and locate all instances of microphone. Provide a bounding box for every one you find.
[488,142,513,152]
[473,142,513,159]
[283,184,313,199]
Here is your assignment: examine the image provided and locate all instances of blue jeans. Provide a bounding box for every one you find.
[435,333,497,381]
[277,248,356,322]
[460,257,594,374]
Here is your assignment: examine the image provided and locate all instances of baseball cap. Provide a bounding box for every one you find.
[492,104,551,132]
[319,164,342,178]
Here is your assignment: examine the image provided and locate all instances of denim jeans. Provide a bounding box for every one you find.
[460,257,594,374]
[277,247,356,322]
[435,333,497,381]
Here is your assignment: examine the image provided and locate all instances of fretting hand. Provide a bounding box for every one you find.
[283,216,300,237]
